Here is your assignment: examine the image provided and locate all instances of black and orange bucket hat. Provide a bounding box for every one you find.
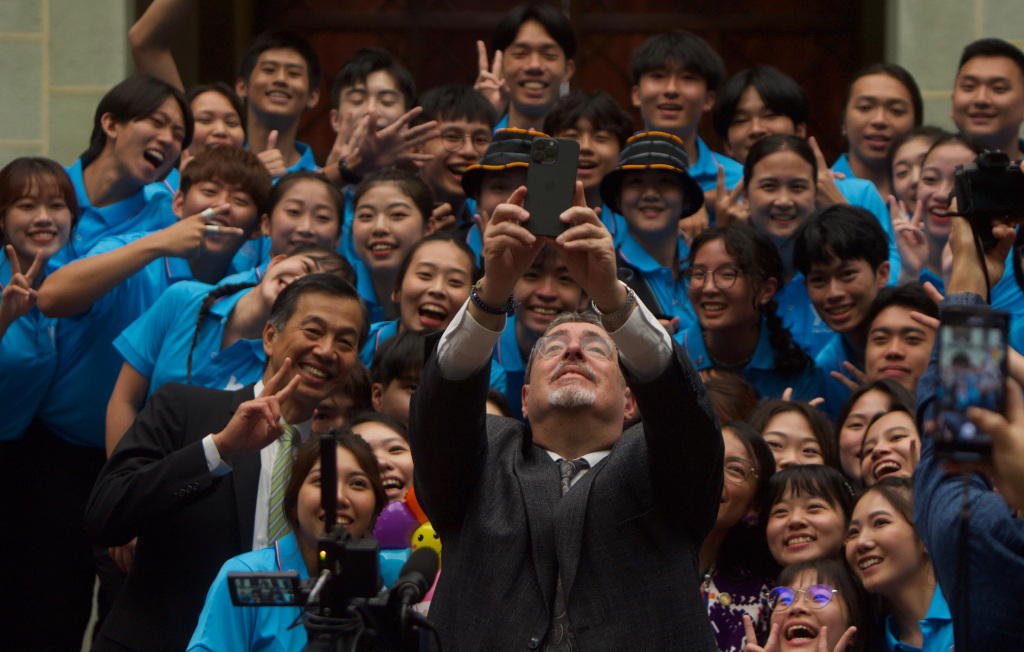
[598,131,704,218]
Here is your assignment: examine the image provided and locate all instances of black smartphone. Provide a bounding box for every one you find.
[935,305,1008,461]
[227,571,303,606]
[523,136,581,237]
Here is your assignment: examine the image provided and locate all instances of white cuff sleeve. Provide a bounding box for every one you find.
[607,293,674,383]
[436,299,505,380]
[202,434,233,477]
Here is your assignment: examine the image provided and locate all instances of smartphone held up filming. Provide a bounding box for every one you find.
[523,136,580,237]
[935,306,1008,461]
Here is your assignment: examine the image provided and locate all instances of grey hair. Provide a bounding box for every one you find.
[523,309,605,381]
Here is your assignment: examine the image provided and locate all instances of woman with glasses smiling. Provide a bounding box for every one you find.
[743,559,869,652]
[673,224,826,403]
[700,422,779,652]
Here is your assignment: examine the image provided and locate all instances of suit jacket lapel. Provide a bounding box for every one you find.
[515,443,560,608]
[228,386,261,550]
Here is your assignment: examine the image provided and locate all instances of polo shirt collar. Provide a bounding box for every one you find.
[68,158,147,227]
[209,284,255,321]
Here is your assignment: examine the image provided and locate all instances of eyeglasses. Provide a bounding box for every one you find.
[768,585,838,611]
[535,332,615,361]
[438,129,492,153]
[724,457,757,484]
[684,266,743,290]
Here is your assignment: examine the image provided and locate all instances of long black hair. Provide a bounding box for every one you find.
[687,224,812,377]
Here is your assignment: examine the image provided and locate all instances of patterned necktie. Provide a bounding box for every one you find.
[266,424,299,544]
[544,457,590,652]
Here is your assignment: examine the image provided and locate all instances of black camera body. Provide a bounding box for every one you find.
[953,150,1024,247]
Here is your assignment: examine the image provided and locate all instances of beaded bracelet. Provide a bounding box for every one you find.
[470,281,519,315]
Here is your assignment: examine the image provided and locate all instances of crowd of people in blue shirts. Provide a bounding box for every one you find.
[2,1,1024,650]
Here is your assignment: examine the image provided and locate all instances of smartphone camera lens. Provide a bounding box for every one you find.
[531,148,546,163]
[544,141,558,161]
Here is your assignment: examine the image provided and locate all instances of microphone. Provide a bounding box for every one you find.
[388,546,439,610]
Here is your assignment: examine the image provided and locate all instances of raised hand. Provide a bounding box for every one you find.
[831,361,869,391]
[553,181,623,313]
[714,165,748,227]
[474,40,510,117]
[427,202,457,234]
[743,614,776,652]
[810,136,848,208]
[947,208,1015,296]
[0,246,44,331]
[326,109,360,167]
[889,196,928,284]
[211,358,301,458]
[257,130,288,179]
[478,186,544,303]
[153,204,243,258]
[347,107,440,176]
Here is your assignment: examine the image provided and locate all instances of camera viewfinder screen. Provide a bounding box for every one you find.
[937,324,1004,447]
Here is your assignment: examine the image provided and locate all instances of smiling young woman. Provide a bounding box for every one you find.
[844,477,953,651]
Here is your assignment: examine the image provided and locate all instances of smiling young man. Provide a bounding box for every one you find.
[629,31,742,207]
[951,38,1024,162]
[411,84,496,235]
[598,131,705,334]
[711,66,901,284]
[86,273,367,652]
[793,205,891,409]
[543,90,635,245]
[409,182,722,649]
[490,4,576,132]
[863,283,938,396]
[235,30,323,175]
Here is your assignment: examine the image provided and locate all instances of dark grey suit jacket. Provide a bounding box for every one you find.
[86,383,261,652]
[408,337,724,651]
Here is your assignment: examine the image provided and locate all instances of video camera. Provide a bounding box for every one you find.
[227,433,439,652]
[953,150,1024,248]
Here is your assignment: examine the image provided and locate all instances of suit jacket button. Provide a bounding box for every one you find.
[528,636,540,649]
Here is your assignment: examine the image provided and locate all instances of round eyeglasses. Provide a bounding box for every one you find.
[684,266,743,290]
[768,585,838,611]
[724,457,757,484]
[438,129,492,154]
[535,332,615,361]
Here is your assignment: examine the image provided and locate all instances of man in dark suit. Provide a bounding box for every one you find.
[409,183,724,651]
[85,273,367,651]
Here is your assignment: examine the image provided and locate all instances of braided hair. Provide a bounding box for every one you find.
[185,282,257,383]
[687,224,811,377]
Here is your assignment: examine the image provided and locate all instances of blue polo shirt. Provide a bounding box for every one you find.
[616,230,695,330]
[494,314,528,420]
[216,262,265,288]
[674,319,828,407]
[834,175,901,285]
[494,114,509,133]
[882,586,953,652]
[814,333,860,415]
[114,280,266,400]
[52,158,176,269]
[0,253,58,441]
[38,233,197,448]
[361,319,507,392]
[776,273,836,357]
[143,167,180,201]
[227,141,322,275]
